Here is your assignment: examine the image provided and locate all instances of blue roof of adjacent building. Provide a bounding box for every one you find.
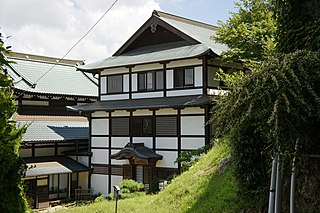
[6,52,98,97]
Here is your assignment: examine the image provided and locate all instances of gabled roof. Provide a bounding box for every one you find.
[6,52,98,98]
[77,10,227,72]
[16,115,89,142]
[67,95,211,112]
[110,143,163,160]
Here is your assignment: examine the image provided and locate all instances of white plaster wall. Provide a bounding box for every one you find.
[167,88,202,97]
[92,137,108,148]
[132,63,163,72]
[19,148,32,158]
[123,74,129,92]
[132,73,137,92]
[91,174,108,195]
[167,58,202,68]
[111,149,129,165]
[181,137,205,150]
[21,100,49,106]
[181,107,204,115]
[207,89,228,96]
[194,66,203,87]
[111,137,130,148]
[132,91,164,99]
[101,94,129,101]
[92,149,109,164]
[166,69,174,89]
[156,108,177,115]
[111,176,123,190]
[57,146,75,155]
[132,137,153,148]
[101,76,107,94]
[77,156,89,167]
[156,151,178,168]
[91,119,109,135]
[111,110,130,117]
[181,116,205,136]
[35,147,54,157]
[92,111,108,117]
[156,137,178,149]
[79,171,89,189]
[101,67,128,75]
[133,109,152,116]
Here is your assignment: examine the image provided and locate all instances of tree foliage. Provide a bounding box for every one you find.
[0,33,28,213]
[212,0,276,68]
[275,0,320,53]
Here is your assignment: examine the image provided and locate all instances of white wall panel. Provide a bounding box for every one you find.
[156,137,178,149]
[132,137,153,148]
[207,89,228,96]
[156,108,177,115]
[91,174,108,195]
[111,137,130,148]
[19,148,32,158]
[133,109,152,116]
[167,88,202,97]
[92,149,109,164]
[91,119,109,135]
[77,156,89,167]
[123,74,129,92]
[166,69,174,89]
[132,63,162,72]
[111,176,123,189]
[132,91,164,99]
[194,66,203,87]
[92,137,108,148]
[132,73,137,92]
[101,94,129,101]
[167,58,202,68]
[111,110,130,117]
[181,116,205,136]
[101,67,128,75]
[101,76,107,94]
[181,137,205,150]
[57,146,75,155]
[181,107,204,115]
[35,147,54,157]
[156,151,178,168]
[92,111,108,117]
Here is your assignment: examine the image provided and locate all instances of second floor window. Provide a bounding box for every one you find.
[107,75,123,94]
[138,71,163,91]
[174,67,194,88]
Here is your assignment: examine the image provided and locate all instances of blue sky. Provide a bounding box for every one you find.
[159,0,237,25]
[0,0,237,62]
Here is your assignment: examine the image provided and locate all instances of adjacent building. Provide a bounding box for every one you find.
[6,52,98,208]
[69,10,243,195]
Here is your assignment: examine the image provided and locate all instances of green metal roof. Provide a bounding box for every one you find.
[7,54,98,97]
[77,10,227,72]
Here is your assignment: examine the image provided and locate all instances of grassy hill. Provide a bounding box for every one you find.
[58,142,239,213]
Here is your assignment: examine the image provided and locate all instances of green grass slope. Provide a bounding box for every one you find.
[58,142,238,213]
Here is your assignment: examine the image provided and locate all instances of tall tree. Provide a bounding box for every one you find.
[212,0,276,68]
[0,33,28,213]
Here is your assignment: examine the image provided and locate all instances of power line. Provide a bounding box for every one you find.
[15,0,119,98]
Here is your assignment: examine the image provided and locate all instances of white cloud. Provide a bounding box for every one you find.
[0,0,161,62]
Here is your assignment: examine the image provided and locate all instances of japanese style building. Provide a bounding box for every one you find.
[69,10,244,196]
[6,52,98,208]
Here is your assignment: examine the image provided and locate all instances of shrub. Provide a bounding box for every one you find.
[94,194,106,203]
[119,179,144,193]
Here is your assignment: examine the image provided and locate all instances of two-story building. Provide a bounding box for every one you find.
[6,52,98,208]
[69,10,243,195]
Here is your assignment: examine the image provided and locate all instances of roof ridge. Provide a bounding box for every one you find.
[153,10,218,30]
[6,52,85,67]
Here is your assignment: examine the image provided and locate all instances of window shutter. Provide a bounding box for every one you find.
[156,117,177,135]
[112,118,129,136]
[123,164,132,180]
[143,166,153,184]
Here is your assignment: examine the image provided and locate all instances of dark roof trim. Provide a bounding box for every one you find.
[110,143,163,160]
[113,12,199,56]
[67,95,211,113]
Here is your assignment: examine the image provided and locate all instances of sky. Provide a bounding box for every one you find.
[0,0,237,63]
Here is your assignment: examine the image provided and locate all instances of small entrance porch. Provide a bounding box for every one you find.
[110,143,163,185]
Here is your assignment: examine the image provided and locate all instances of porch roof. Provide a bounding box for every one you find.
[23,156,89,177]
[67,95,211,112]
[110,143,163,160]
